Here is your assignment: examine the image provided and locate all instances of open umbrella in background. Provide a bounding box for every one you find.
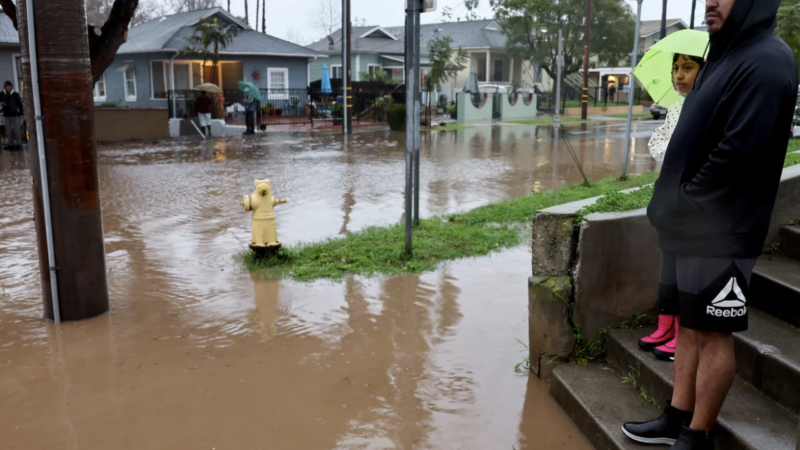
[463,70,481,105]
[632,29,709,109]
[238,80,263,102]
[193,83,223,94]
[321,64,333,94]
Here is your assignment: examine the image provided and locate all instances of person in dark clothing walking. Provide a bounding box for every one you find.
[608,84,617,102]
[244,95,258,136]
[1,81,23,150]
[622,1,798,449]
[194,91,213,137]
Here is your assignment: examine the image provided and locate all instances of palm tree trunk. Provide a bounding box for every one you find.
[227,0,230,11]
[245,0,249,27]
[255,0,259,33]
[213,44,219,85]
[660,0,667,39]
[262,0,266,33]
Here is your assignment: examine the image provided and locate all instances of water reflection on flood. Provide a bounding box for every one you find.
[0,121,659,449]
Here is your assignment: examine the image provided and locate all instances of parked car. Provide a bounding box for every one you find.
[650,103,667,120]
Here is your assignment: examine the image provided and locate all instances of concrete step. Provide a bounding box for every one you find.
[550,362,660,450]
[607,328,797,450]
[751,255,800,329]
[735,309,800,415]
[781,225,800,262]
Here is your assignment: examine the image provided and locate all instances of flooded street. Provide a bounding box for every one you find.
[0,121,659,449]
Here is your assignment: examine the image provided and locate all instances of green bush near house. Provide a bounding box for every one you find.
[386,104,406,131]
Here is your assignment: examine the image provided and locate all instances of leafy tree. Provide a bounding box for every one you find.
[427,35,469,91]
[777,1,800,80]
[0,0,140,83]
[464,0,481,20]
[492,0,635,83]
[181,17,240,85]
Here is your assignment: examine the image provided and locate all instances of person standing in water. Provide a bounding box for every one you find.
[639,53,706,363]
[623,0,797,448]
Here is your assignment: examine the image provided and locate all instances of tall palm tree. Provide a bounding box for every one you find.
[256,0,260,32]
[227,0,231,11]
[262,0,266,33]
[245,0,249,26]
[660,0,668,39]
[181,17,241,85]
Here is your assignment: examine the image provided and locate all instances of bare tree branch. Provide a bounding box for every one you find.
[313,0,340,39]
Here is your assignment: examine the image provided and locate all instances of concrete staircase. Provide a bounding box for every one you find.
[550,224,800,450]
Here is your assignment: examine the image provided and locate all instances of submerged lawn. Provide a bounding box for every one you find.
[240,173,660,281]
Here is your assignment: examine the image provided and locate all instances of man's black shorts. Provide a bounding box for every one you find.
[658,251,756,333]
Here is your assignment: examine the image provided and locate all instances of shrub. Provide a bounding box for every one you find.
[386,104,406,131]
[447,104,456,114]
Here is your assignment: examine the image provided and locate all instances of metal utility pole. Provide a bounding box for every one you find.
[660,0,668,39]
[623,0,644,177]
[541,20,564,120]
[581,0,592,120]
[342,0,352,134]
[18,0,110,322]
[405,0,422,253]
[690,0,697,29]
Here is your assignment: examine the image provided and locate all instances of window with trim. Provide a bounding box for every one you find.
[368,64,381,77]
[331,65,343,79]
[150,61,204,99]
[94,75,106,101]
[267,68,289,99]
[123,62,137,101]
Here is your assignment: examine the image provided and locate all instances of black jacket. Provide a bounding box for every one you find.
[647,0,798,258]
[1,90,23,117]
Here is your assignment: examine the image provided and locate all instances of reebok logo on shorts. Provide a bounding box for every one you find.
[707,278,747,318]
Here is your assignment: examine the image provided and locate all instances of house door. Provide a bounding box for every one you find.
[493,59,503,83]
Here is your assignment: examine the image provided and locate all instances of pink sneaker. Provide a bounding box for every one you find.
[638,314,676,351]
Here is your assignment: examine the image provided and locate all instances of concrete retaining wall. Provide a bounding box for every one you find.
[767,164,800,246]
[456,92,493,123]
[96,108,169,142]
[499,94,538,120]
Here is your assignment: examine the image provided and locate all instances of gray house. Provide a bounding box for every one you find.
[96,7,321,108]
[0,12,22,94]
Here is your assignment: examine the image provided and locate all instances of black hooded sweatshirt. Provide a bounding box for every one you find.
[647,0,798,258]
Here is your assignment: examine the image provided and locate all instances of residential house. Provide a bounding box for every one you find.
[0,12,22,94]
[588,19,690,96]
[306,19,537,101]
[96,7,321,109]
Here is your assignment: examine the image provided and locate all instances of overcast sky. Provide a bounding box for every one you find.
[226,0,706,46]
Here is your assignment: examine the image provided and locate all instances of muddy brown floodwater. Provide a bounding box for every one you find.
[0,122,660,449]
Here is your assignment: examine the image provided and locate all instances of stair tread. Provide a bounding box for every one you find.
[552,362,658,450]
[743,308,800,374]
[609,329,797,450]
[754,255,800,292]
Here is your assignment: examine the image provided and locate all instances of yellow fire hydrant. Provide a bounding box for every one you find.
[242,179,287,254]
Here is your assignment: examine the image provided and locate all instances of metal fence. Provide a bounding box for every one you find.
[536,86,647,114]
[168,84,406,129]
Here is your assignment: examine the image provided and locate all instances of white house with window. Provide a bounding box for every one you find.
[93,7,321,109]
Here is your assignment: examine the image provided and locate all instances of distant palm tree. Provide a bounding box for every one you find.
[245,0,249,26]
[181,17,240,85]
[262,0,266,33]
[256,0,260,31]
[227,0,231,11]
[661,0,668,39]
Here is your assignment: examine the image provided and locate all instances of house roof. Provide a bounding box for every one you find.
[639,19,689,38]
[307,19,507,56]
[119,7,319,58]
[0,12,19,45]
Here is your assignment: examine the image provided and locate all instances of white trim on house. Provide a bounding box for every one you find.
[122,61,137,102]
[484,21,501,31]
[10,52,20,92]
[267,68,289,100]
[121,49,322,58]
[640,20,688,38]
[331,64,343,79]
[367,64,382,77]
[358,26,398,40]
[93,74,107,102]
[355,55,361,81]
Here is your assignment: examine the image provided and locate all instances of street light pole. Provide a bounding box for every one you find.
[581,0,593,121]
[623,0,644,178]
[404,0,421,254]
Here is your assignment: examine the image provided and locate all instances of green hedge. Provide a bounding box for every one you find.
[386,104,406,131]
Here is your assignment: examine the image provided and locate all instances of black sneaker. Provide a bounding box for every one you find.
[622,402,693,445]
[670,424,713,449]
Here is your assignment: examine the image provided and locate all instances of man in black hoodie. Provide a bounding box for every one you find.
[622,0,797,449]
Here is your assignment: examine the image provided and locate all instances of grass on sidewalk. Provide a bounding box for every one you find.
[425,123,473,131]
[605,113,654,119]
[239,173,660,281]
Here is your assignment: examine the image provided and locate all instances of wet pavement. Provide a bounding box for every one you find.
[0,121,660,449]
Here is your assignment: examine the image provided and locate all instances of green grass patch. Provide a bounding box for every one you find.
[605,113,653,119]
[507,117,588,125]
[239,173,660,281]
[425,123,473,131]
[575,186,655,224]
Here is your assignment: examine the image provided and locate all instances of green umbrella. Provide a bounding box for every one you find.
[238,80,263,102]
[632,29,709,109]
